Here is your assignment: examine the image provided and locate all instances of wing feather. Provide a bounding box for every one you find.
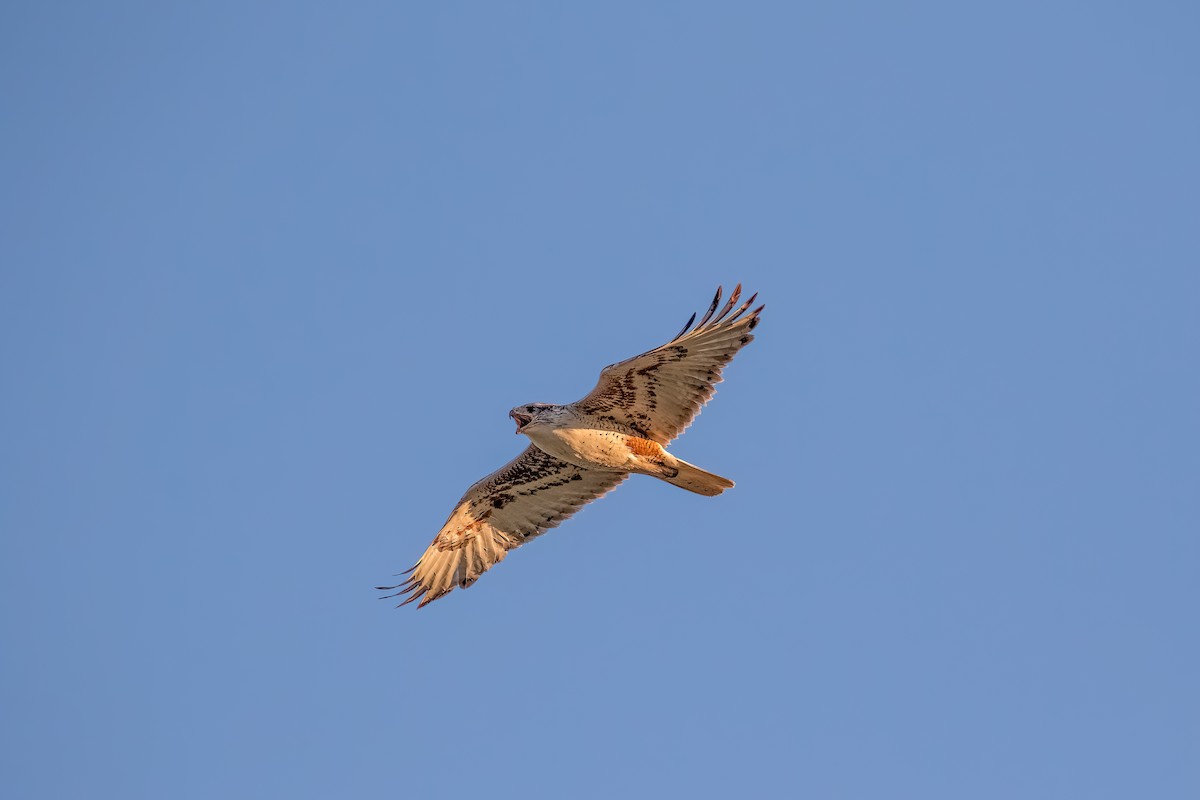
[571,284,764,444]
[378,445,627,608]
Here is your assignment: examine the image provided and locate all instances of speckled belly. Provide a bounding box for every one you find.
[526,427,634,471]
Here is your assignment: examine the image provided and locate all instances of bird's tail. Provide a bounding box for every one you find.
[663,458,735,496]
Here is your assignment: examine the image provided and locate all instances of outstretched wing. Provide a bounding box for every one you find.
[572,284,764,444]
[379,445,627,608]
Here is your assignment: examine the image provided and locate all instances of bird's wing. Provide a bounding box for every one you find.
[379,445,627,608]
[572,284,764,444]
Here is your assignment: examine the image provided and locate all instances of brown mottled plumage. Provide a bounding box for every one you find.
[379,284,763,608]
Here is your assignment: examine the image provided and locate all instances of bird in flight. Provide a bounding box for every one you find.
[379,284,764,607]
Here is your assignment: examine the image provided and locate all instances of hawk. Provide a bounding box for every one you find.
[379,284,764,607]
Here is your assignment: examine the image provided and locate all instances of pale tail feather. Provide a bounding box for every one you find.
[663,458,734,496]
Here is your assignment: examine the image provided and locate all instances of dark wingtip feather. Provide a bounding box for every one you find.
[725,292,758,323]
[417,591,446,609]
[695,286,723,329]
[670,311,697,342]
[712,284,743,325]
[674,284,762,340]
[378,570,423,601]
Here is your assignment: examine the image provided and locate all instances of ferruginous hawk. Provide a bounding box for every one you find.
[379,284,764,607]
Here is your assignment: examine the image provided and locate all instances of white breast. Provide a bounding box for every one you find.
[524,425,632,472]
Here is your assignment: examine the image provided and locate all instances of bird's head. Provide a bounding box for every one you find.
[510,403,557,434]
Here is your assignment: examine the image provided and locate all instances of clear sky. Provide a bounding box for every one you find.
[2,2,1197,798]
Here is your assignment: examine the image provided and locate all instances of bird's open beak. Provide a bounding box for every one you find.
[510,411,532,433]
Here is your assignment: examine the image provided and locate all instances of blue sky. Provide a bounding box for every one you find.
[2,2,1197,797]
